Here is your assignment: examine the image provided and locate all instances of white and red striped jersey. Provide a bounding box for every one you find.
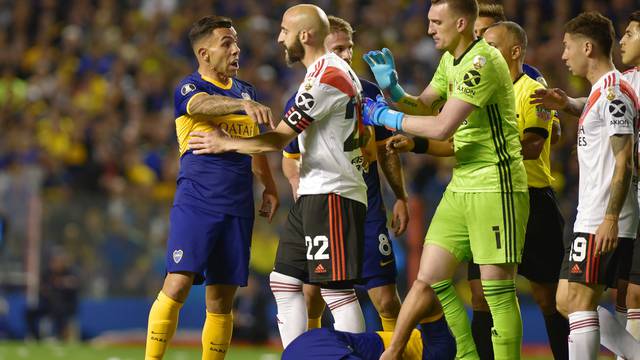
[623,67,640,93]
[574,70,639,237]
[282,52,367,205]
[623,67,640,208]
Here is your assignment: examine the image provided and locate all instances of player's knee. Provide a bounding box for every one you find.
[162,273,194,302]
[555,292,568,317]
[565,285,598,313]
[375,294,401,319]
[205,297,234,314]
[626,284,640,308]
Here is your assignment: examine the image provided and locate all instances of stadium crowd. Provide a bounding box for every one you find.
[0,0,638,344]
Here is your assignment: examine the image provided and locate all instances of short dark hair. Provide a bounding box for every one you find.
[630,11,640,24]
[431,0,479,20]
[328,16,354,37]
[188,16,233,47]
[564,12,615,57]
[489,21,527,50]
[478,3,506,22]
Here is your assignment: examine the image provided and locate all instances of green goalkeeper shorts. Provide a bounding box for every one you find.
[425,190,529,264]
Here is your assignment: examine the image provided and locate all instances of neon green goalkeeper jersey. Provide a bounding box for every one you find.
[430,38,527,193]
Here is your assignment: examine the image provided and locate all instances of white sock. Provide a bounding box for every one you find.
[627,309,640,340]
[597,306,640,360]
[270,272,307,348]
[616,305,628,327]
[615,305,628,360]
[321,288,365,333]
[569,311,600,360]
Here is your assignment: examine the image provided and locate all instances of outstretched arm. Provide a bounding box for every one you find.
[189,93,275,128]
[189,120,298,155]
[386,135,454,157]
[393,86,447,116]
[529,88,586,118]
[400,98,475,141]
[362,48,445,116]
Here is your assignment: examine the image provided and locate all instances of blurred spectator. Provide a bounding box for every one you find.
[25,249,79,341]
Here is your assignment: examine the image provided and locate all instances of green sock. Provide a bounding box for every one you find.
[432,280,480,360]
[482,279,522,360]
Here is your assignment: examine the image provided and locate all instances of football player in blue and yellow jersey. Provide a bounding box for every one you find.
[283,290,455,360]
[281,16,411,334]
[145,16,279,360]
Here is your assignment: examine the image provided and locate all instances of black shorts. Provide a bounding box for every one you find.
[618,237,640,285]
[274,193,366,286]
[559,233,633,288]
[468,187,565,282]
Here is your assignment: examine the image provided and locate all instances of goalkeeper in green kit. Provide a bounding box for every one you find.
[362,0,528,359]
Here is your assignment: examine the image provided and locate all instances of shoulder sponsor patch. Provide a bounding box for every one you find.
[295,92,316,111]
[181,83,196,96]
[608,99,627,118]
[463,70,482,87]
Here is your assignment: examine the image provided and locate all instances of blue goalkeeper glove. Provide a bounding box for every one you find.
[362,48,406,102]
[363,95,405,131]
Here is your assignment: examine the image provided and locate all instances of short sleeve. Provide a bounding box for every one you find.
[604,88,636,137]
[429,56,448,98]
[283,138,301,159]
[522,86,552,139]
[282,93,300,158]
[450,55,497,108]
[283,80,347,133]
[174,79,206,118]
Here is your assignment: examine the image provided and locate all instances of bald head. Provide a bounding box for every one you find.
[282,5,330,47]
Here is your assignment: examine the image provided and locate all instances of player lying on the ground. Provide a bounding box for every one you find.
[282,316,455,360]
[282,291,455,360]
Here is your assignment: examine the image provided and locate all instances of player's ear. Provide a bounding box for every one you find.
[299,30,309,45]
[584,40,593,57]
[197,47,209,62]
[456,17,466,33]
[512,45,521,61]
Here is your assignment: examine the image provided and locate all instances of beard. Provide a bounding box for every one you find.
[284,38,305,67]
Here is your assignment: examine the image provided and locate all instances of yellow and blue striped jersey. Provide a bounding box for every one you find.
[513,73,555,188]
[172,72,260,218]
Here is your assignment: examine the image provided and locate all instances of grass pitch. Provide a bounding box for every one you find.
[0,341,616,359]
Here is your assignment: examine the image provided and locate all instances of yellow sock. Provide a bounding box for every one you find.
[308,317,322,329]
[145,291,183,360]
[202,311,233,360]
[380,315,397,332]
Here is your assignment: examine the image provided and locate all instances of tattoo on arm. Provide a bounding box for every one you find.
[429,97,446,115]
[606,134,633,217]
[188,94,244,116]
[378,148,408,199]
[565,97,587,118]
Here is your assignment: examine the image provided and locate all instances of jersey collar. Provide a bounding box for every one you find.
[200,73,233,90]
[453,38,482,66]
[513,72,525,85]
